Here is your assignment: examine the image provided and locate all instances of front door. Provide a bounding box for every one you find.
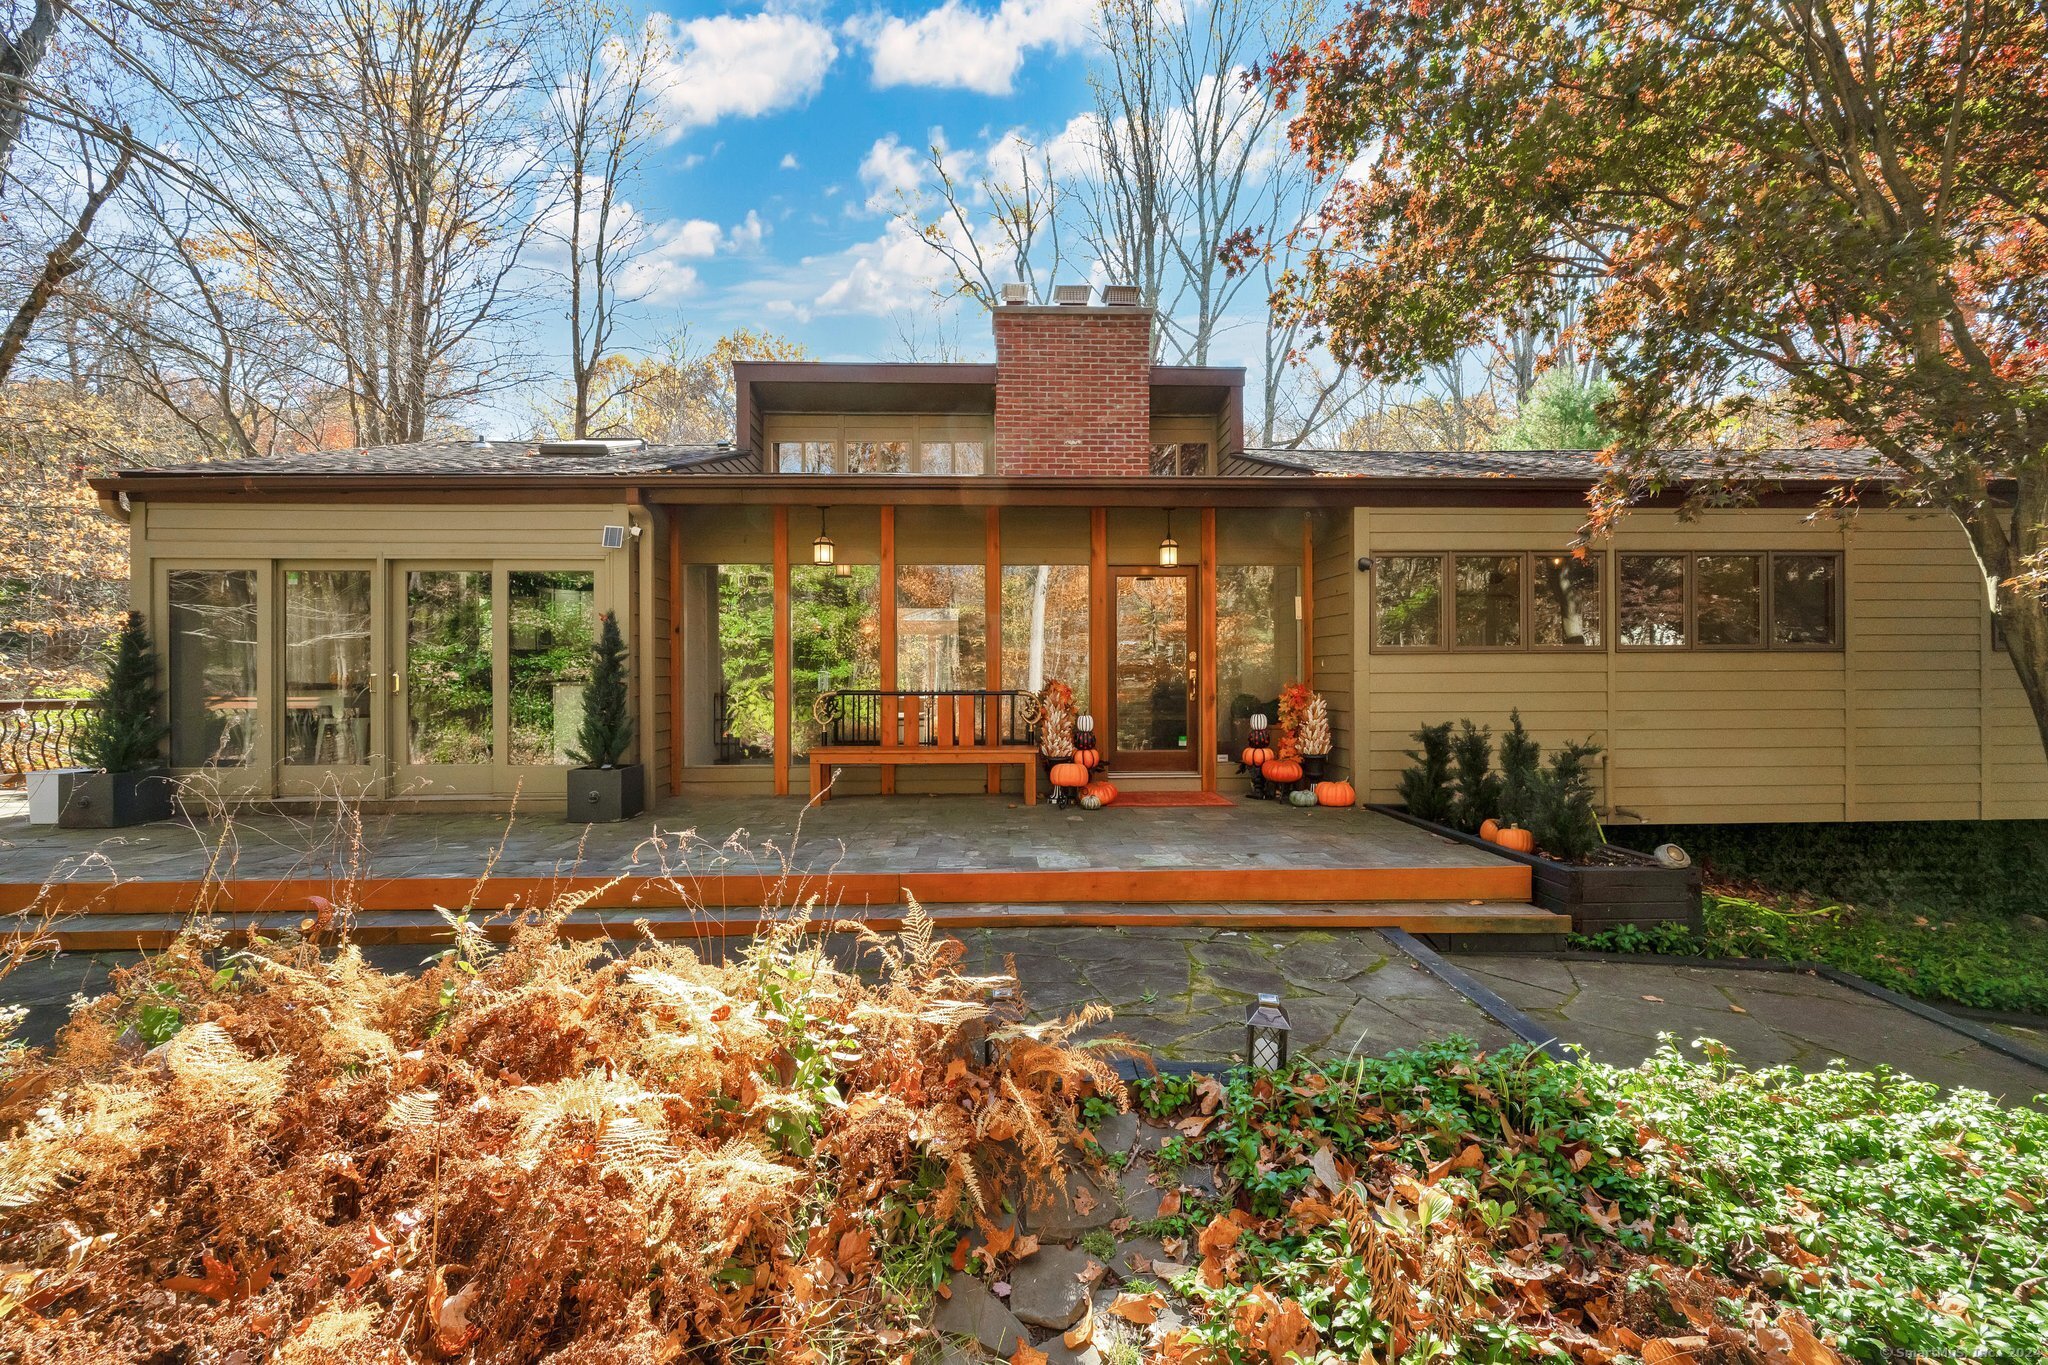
[278,564,383,797]
[1109,568,1196,772]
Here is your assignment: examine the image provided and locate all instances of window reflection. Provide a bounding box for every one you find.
[846,439,910,474]
[920,440,985,475]
[507,571,595,765]
[775,440,835,473]
[168,569,258,767]
[1149,442,1208,476]
[1114,574,1190,752]
[1374,555,1443,647]
[687,564,773,765]
[897,565,986,693]
[1772,554,1838,646]
[1217,565,1300,746]
[1619,555,1687,646]
[789,564,880,760]
[405,570,493,765]
[1000,564,1089,710]
[1696,554,1763,646]
[1532,554,1602,647]
[283,570,371,766]
[1454,555,1523,647]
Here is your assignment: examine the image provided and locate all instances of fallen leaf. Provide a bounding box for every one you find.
[1109,1290,1165,1325]
[1641,1338,1709,1365]
[1158,1188,1182,1218]
[1640,994,1664,1003]
[164,1251,238,1302]
[1309,1144,1344,1196]
[1064,1307,1094,1349]
[1730,1004,1749,1014]
[1266,1296,1318,1363]
[426,1265,480,1357]
[1009,1345,1048,1365]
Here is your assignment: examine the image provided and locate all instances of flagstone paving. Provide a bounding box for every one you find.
[0,792,1504,887]
[1455,954,2048,1104]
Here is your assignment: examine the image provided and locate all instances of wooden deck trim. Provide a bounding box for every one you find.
[1,862,1531,918]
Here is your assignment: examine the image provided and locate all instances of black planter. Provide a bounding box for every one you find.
[566,763,646,823]
[1369,804,1702,933]
[56,769,176,828]
[1302,755,1327,782]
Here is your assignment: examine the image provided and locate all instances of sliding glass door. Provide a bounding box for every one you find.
[1110,569,1196,771]
[279,566,381,795]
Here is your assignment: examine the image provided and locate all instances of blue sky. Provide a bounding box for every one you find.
[547,1,1106,383]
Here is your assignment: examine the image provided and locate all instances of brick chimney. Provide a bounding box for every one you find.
[992,297,1153,476]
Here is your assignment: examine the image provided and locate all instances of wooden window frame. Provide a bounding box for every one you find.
[1616,550,1844,653]
[765,414,994,475]
[1369,551,1607,654]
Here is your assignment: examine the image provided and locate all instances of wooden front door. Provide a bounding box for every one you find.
[1108,568,1196,772]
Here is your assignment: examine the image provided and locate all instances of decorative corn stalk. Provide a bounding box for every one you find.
[1298,694,1331,758]
[1035,679,1076,759]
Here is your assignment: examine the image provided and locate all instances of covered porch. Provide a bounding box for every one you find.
[0,793,1550,947]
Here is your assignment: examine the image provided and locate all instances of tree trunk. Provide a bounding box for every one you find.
[0,141,132,382]
[1957,468,2048,760]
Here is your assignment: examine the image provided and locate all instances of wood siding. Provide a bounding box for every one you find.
[1311,510,1356,780]
[1348,506,2048,825]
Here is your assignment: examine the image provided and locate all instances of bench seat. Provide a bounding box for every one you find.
[809,745,1039,804]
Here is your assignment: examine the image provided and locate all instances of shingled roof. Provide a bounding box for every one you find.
[122,439,751,478]
[1248,445,1891,482]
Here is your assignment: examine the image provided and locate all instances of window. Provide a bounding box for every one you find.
[789,564,880,761]
[404,570,493,765]
[507,570,595,765]
[1531,554,1603,647]
[1618,555,1688,647]
[1695,554,1762,647]
[846,438,910,474]
[1149,442,1209,476]
[1000,564,1089,709]
[1620,551,1841,649]
[168,569,259,767]
[283,569,371,766]
[1373,555,1444,648]
[1454,555,1523,648]
[775,440,835,473]
[1771,554,1839,647]
[921,440,986,475]
[896,565,986,692]
[1216,564,1301,746]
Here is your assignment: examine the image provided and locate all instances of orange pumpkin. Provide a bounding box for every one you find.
[1261,758,1303,783]
[1241,745,1274,767]
[1081,779,1118,806]
[1493,826,1537,853]
[1478,818,1500,842]
[1314,779,1355,808]
[1075,748,1101,769]
[1049,762,1090,788]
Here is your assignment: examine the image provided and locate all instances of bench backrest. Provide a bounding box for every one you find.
[876,693,997,748]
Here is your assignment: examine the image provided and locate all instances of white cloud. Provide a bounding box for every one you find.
[812,220,951,315]
[847,0,1091,96]
[779,152,801,170]
[643,11,839,135]
[859,134,925,213]
[725,209,768,252]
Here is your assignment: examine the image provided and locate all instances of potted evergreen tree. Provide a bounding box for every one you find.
[46,612,175,827]
[565,611,643,822]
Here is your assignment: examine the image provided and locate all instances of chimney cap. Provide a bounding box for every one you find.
[999,281,1030,305]
[1052,283,1091,306]
[1101,283,1142,306]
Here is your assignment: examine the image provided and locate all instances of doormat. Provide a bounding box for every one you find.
[1104,790,1236,808]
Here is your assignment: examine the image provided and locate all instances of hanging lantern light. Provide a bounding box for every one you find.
[1245,993,1291,1070]
[1158,509,1179,567]
[812,507,836,566]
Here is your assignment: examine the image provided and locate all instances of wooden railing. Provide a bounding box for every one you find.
[0,699,97,785]
[816,689,1036,748]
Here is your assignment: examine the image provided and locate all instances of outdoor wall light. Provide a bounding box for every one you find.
[1245,993,1291,1070]
[1356,556,1373,573]
[812,508,836,566]
[1159,509,1180,566]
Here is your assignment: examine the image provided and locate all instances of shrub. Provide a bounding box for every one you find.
[569,611,633,768]
[1527,738,1604,861]
[77,611,167,773]
[1397,721,1456,823]
[1448,719,1502,833]
[1497,708,1541,827]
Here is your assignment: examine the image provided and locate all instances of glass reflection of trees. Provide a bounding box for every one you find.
[508,571,595,765]
[405,570,493,765]
[790,565,880,759]
[1000,565,1089,711]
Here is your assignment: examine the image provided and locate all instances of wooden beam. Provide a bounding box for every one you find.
[1200,507,1217,792]
[985,506,1002,792]
[1089,507,1109,723]
[772,506,790,797]
[878,505,896,795]
[1301,512,1316,693]
[667,511,683,796]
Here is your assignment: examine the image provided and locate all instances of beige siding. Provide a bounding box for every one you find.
[1348,505,2048,825]
[1310,510,1355,780]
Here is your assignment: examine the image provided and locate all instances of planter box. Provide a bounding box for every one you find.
[1369,804,1702,933]
[46,769,177,828]
[566,763,646,823]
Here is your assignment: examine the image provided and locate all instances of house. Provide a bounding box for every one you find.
[92,293,2048,825]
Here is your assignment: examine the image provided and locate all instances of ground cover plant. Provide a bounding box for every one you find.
[1126,1042,2048,1364]
[0,900,1126,1362]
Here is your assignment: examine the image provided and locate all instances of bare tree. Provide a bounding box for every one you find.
[907,135,1070,308]
[541,6,662,438]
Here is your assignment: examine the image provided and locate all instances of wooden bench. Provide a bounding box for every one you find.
[810,693,1039,804]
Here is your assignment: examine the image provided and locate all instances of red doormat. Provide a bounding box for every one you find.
[1104,790,1236,808]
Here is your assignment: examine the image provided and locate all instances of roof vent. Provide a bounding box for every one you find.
[1101,283,1141,307]
[470,433,490,447]
[1052,283,1091,306]
[536,437,645,457]
[1000,281,1030,306]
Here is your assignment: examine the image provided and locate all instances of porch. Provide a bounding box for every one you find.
[0,793,1555,947]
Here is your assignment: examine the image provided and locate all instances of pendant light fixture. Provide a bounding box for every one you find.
[1158,508,1179,567]
[812,507,836,566]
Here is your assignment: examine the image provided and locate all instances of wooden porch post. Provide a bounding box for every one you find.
[772,507,790,797]
[1089,508,1109,728]
[985,507,1002,794]
[879,505,897,795]
[1301,512,1316,693]
[667,512,683,797]
[1200,507,1217,791]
